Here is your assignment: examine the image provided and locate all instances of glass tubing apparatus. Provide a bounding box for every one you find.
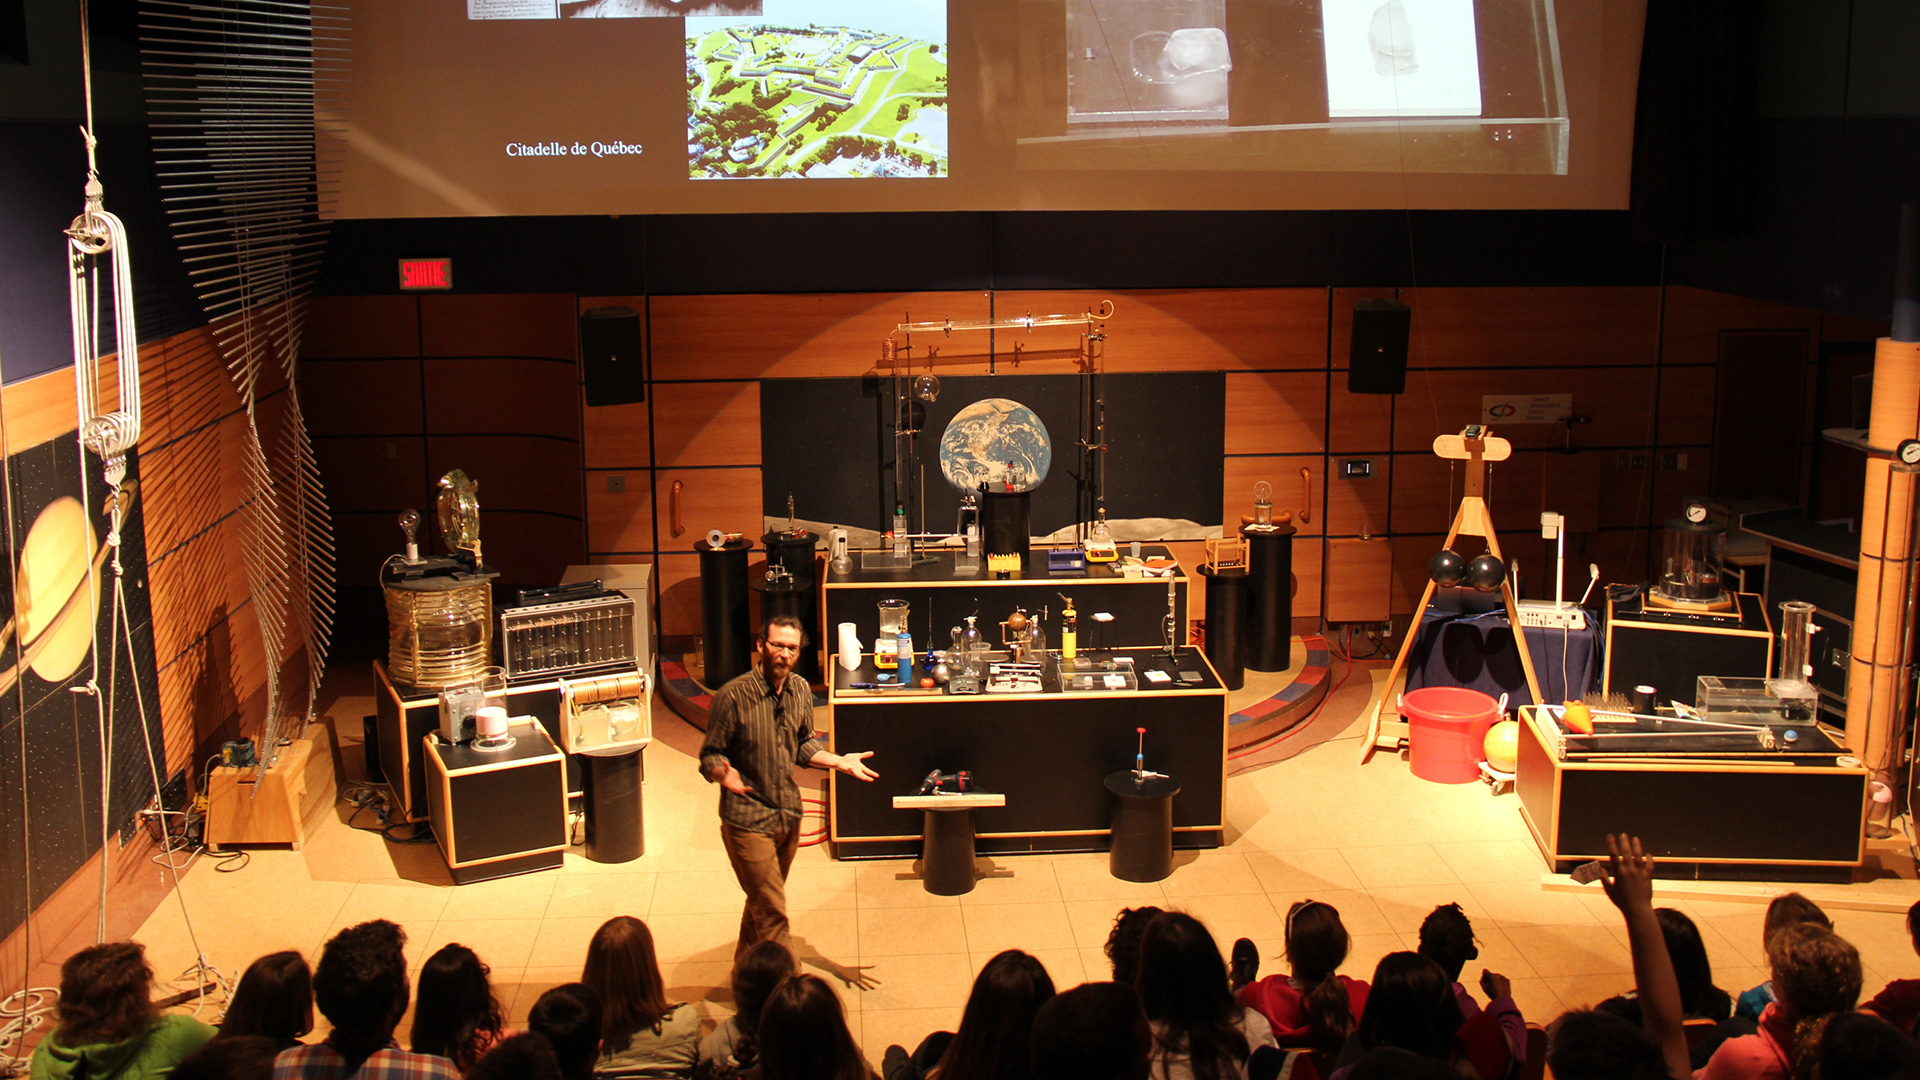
[877,301,1118,552]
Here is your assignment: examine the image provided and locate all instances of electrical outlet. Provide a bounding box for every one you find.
[1340,458,1373,479]
[607,474,626,493]
[1662,452,1688,471]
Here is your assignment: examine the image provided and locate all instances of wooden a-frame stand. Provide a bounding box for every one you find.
[1358,428,1545,764]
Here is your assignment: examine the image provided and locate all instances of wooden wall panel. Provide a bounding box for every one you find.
[1652,450,1712,522]
[1224,457,1322,537]
[990,289,1328,372]
[654,553,702,638]
[1224,371,1326,455]
[314,436,427,513]
[1325,456,1390,537]
[650,292,990,380]
[302,359,425,435]
[586,475,655,553]
[475,512,585,590]
[1394,367,1661,453]
[140,330,231,448]
[1390,451,1548,539]
[428,436,582,518]
[1329,380,1394,453]
[1661,286,1821,367]
[1598,458,1655,528]
[655,468,763,543]
[141,424,226,560]
[1656,366,1718,446]
[421,293,577,359]
[302,295,420,358]
[1540,451,1605,534]
[582,398,651,468]
[651,381,761,467]
[1397,287,1662,368]
[424,357,580,437]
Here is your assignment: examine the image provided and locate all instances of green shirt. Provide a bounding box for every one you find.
[699,665,825,835]
[32,1014,216,1080]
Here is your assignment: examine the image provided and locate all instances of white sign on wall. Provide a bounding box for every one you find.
[1481,393,1572,424]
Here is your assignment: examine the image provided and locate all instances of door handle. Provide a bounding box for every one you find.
[670,479,685,538]
[1298,467,1312,525]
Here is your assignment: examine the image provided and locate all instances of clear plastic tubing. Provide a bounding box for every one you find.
[1778,600,1816,686]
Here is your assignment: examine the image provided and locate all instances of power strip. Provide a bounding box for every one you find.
[1515,601,1586,631]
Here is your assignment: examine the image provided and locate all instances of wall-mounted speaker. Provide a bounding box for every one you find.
[581,305,645,406]
[1348,298,1411,395]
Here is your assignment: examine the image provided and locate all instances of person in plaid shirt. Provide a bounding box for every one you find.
[272,921,458,1080]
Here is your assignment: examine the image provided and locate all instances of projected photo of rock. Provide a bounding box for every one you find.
[1067,0,1230,127]
[686,0,948,179]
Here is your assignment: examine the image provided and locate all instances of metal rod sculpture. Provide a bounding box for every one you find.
[140,0,347,775]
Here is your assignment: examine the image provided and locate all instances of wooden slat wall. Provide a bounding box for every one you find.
[299,285,1857,641]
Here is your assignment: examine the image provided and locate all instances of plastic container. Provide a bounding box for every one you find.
[1402,687,1505,784]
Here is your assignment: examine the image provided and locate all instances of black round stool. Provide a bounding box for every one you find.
[893,793,1006,895]
[1105,770,1181,883]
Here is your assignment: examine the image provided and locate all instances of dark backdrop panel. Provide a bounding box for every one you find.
[763,373,1224,536]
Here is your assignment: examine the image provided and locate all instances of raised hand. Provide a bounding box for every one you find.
[1600,833,1656,915]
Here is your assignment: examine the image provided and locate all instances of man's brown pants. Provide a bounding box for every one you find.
[721,819,801,963]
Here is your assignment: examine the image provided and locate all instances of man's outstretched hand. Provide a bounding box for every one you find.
[717,764,753,796]
[836,751,879,782]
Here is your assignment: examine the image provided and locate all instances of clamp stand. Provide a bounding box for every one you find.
[1359,428,1545,764]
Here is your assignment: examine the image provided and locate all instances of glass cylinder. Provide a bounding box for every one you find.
[1777,600,1816,687]
[1655,520,1725,602]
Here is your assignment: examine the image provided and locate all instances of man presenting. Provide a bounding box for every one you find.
[701,614,878,963]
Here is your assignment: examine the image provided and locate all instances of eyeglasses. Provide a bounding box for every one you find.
[764,640,801,655]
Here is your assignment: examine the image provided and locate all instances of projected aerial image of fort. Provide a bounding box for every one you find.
[686,20,949,178]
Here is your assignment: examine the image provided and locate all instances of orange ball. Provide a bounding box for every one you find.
[1562,700,1594,734]
[1483,719,1519,773]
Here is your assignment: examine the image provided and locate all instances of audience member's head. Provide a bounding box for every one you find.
[1103,906,1164,986]
[582,916,672,1056]
[170,1034,279,1080]
[719,940,794,1074]
[1769,922,1862,1068]
[1545,1010,1670,1080]
[1135,913,1247,1080]
[933,950,1056,1080]
[465,1032,562,1080]
[410,943,505,1071]
[1654,907,1729,1020]
[1414,904,1478,984]
[1030,982,1150,1080]
[219,950,313,1046]
[52,941,158,1048]
[526,983,601,1080]
[312,919,411,1064]
[757,973,870,1080]
[1344,1047,1453,1080]
[1908,898,1920,957]
[1354,952,1462,1060]
[1816,1011,1920,1080]
[1764,892,1834,948]
[1283,900,1355,1055]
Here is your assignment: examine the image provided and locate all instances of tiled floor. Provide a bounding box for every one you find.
[126,661,1920,1064]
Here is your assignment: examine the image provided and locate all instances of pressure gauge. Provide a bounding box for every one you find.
[1685,502,1708,524]
[1897,438,1920,466]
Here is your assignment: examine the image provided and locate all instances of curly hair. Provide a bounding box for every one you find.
[1414,904,1477,983]
[313,920,410,1066]
[1103,906,1164,986]
[1766,922,1862,1080]
[54,942,159,1047]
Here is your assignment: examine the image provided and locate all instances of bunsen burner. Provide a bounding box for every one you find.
[762,528,821,681]
[697,537,753,687]
[1241,522,1296,672]
[981,490,1032,561]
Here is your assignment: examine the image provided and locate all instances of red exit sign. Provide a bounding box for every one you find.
[398,258,452,290]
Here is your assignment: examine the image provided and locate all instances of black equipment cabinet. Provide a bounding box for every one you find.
[1602,593,1772,707]
[424,721,568,883]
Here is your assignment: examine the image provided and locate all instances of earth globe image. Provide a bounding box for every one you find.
[938,398,1052,493]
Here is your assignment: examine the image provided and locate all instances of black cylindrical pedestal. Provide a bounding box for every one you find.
[697,538,753,687]
[920,808,979,895]
[1105,771,1181,883]
[752,578,808,679]
[1200,565,1247,691]
[1242,524,1296,672]
[980,491,1031,561]
[762,530,820,682]
[582,748,643,864]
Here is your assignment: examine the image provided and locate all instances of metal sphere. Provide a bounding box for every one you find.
[1428,549,1467,587]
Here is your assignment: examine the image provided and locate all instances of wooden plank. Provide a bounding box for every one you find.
[650,292,992,380]
[1224,371,1327,455]
[893,793,1007,810]
[652,382,762,467]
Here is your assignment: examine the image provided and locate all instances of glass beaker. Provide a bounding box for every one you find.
[878,599,911,636]
[1777,601,1816,689]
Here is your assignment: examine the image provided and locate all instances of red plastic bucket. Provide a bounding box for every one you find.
[1403,687,1505,784]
